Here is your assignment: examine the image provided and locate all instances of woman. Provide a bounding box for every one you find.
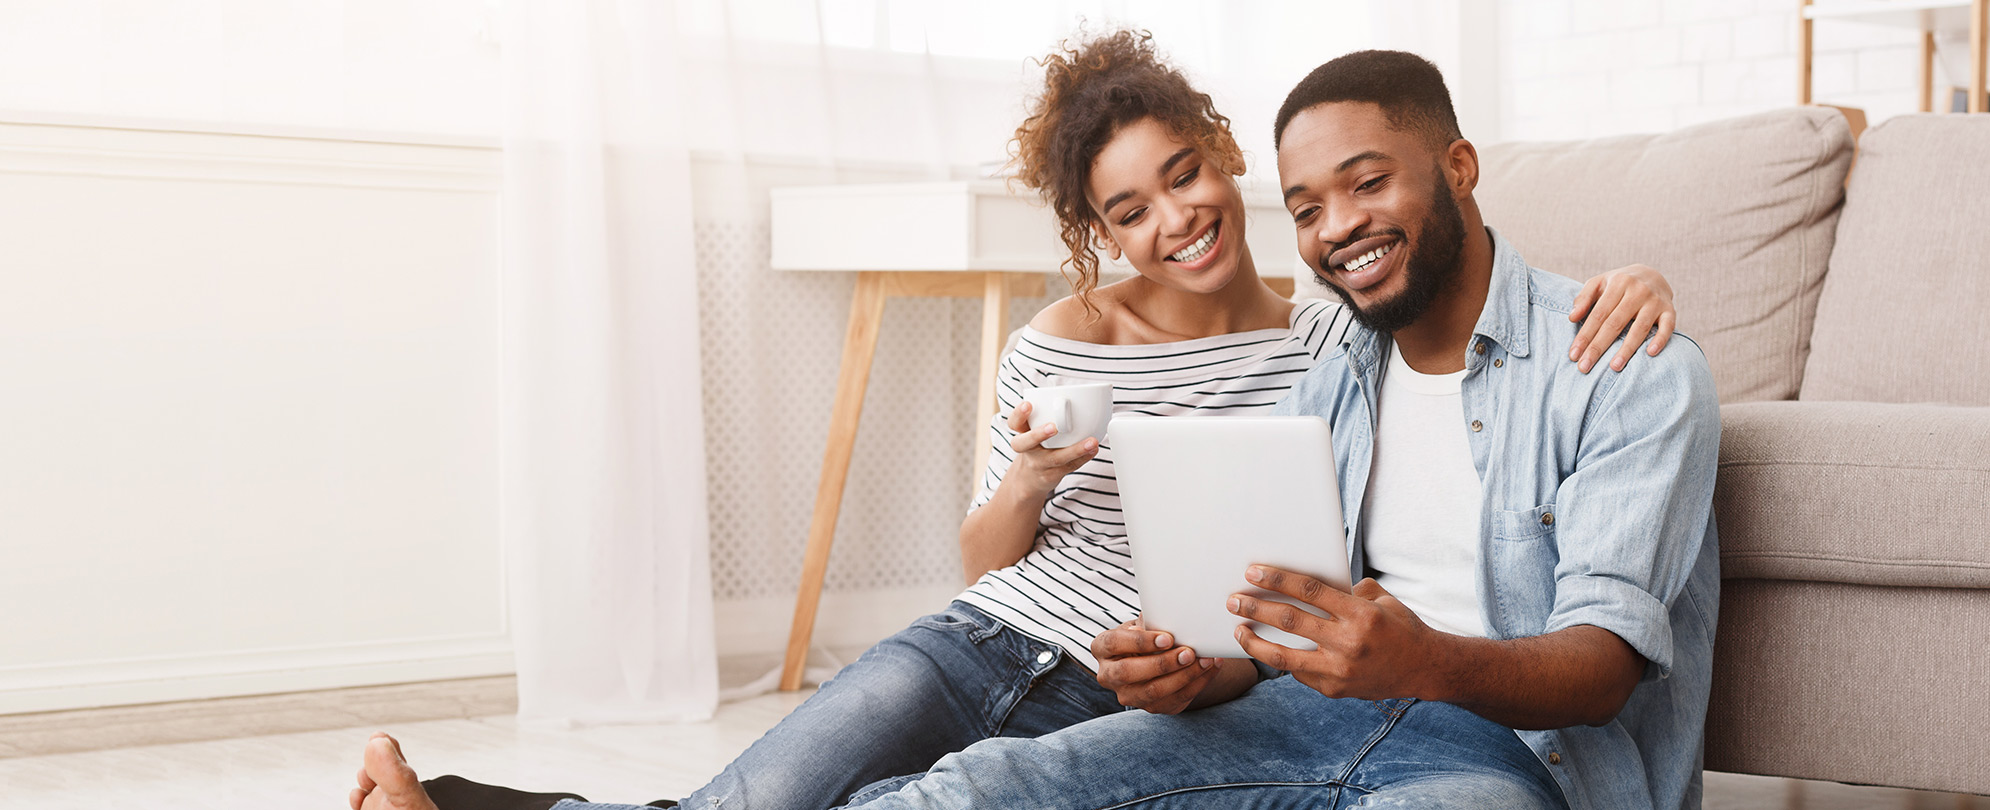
[349,28,1675,810]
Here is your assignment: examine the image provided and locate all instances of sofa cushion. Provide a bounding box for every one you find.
[1716,400,1990,589]
[1800,114,1990,406]
[1706,579,1990,795]
[1473,108,1852,403]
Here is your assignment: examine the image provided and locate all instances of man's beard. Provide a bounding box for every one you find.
[1315,172,1467,334]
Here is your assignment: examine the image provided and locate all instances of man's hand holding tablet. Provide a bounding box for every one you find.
[1228,566,1447,703]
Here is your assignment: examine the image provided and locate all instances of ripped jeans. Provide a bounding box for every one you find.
[559,601,1125,810]
[841,676,1569,810]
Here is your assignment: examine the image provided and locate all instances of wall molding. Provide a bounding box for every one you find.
[0,633,514,715]
[715,585,964,660]
[0,120,500,192]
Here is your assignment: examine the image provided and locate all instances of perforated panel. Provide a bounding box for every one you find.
[697,218,1062,601]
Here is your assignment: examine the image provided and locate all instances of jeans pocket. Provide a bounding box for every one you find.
[910,602,1002,642]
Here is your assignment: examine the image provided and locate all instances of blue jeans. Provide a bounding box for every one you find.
[841,676,1569,809]
[551,601,1125,810]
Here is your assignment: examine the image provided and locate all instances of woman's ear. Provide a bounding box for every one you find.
[1091,221,1122,261]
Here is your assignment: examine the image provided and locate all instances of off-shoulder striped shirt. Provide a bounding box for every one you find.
[956,298,1350,671]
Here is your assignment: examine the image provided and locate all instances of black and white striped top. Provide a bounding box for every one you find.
[957,298,1350,671]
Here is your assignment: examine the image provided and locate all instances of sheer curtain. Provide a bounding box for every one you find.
[500,0,717,726]
[495,0,1388,725]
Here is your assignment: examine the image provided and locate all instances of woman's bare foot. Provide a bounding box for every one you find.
[348,732,440,810]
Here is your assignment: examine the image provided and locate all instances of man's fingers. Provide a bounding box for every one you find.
[1229,593,1333,641]
[1243,565,1347,610]
[1235,624,1305,673]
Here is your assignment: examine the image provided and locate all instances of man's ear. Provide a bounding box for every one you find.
[1445,138,1480,199]
[1091,221,1123,261]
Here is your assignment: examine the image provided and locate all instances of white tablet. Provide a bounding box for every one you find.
[1111,415,1352,659]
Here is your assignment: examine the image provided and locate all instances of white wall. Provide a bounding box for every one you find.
[1498,0,1974,141]
[0,0,503,138]
[0,117,508,713]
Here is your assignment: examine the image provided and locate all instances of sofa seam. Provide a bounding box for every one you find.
[1721,551,1990,570]
[1717,459,1990,473]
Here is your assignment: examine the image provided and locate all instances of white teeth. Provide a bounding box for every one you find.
[1169,225,1219,263]
[1342,241,1395,272]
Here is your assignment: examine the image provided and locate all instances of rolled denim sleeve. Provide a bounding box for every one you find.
[1543,338,1721,682]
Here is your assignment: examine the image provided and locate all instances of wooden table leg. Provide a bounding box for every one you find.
[1923,30,1937,113]
[971,272,1010,497]
[781,272,888,691]
[1973,0,1987,113]
[1800,0,1815,105]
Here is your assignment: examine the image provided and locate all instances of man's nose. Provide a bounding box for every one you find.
[1322,205,1368,252]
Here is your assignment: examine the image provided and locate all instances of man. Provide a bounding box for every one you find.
[841,49,1721,810]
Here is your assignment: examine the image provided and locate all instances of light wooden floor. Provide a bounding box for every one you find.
[1,687,1983,809]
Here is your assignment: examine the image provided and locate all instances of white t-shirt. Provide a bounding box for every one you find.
[1359,344,1486,638]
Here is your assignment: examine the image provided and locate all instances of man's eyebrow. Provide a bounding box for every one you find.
[1337,150,1391,173]
[1283,150,1395,202]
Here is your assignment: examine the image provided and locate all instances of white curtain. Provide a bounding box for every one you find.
[491,0,1383,723]
[500,0,718,726]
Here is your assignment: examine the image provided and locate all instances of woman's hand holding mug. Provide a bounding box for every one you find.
[1006,383,1112,498]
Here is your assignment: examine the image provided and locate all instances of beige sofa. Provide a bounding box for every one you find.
[1443,108,1990,796]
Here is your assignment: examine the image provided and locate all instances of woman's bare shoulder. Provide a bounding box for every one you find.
[1027,281,1134,344]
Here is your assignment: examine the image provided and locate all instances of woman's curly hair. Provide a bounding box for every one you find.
[1010,28,1245,317]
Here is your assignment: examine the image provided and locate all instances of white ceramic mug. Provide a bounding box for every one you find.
[1023,382,1115,449]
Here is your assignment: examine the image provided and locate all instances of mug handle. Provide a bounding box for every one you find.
[1039,398,1072,438]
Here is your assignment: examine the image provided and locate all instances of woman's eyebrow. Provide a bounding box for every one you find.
[1101,147,1200,215]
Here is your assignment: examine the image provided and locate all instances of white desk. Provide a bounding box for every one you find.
[768,180,1297,690]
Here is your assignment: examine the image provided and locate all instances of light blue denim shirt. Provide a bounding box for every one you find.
[1273,229,1722,810]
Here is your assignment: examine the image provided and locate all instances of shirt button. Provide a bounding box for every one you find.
[1549,752,1562,765]
[1475,342,1487,355]
[1541,512,1555,526]
[1036,651,1053,664]
[1470,420,1483,432]
[1493,358,1504,368]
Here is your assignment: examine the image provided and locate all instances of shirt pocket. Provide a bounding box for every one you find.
[1487,503,1559,635]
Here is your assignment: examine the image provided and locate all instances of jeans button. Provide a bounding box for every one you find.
[1036,650,1053,665]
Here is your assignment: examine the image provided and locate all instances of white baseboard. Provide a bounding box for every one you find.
[715,585,963,659]
[0,633,514,715]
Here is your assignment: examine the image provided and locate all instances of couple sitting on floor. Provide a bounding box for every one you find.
[350,34,1718,810]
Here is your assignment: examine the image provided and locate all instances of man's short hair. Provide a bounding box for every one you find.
[1272,50,1463,151]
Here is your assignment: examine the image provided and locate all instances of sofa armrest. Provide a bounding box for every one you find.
[1716,400,1990,588]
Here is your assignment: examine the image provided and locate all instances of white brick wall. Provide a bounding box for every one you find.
[1496,0,1972,141]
